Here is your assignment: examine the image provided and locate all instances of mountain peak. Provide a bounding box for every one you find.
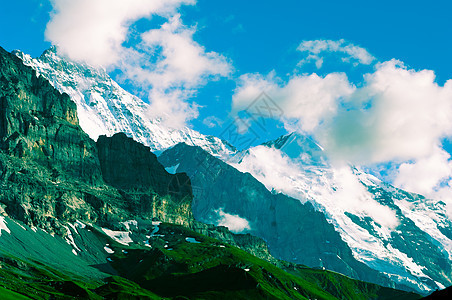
[15,48,236,158]
[262,132,328,166]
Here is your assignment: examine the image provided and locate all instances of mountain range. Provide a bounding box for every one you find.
[0,45,448,298]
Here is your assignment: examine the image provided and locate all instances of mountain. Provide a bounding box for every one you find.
[228,132,452,293]
[14,47,452,294]
[0,45,422,299]
[13,47,236,158]
[158,143,396,288]
[159,133,452,294]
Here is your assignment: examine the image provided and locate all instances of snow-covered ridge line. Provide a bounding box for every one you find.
[231,132,452,293]
[14,48,236,159]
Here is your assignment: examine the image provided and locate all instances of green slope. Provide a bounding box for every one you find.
[0,221,421,299]
[104,223,421,300]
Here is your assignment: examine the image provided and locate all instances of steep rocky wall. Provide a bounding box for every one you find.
[96,132,194,226]
[97,133,192,197]
[0,46,101,184]
[0,47,193,231]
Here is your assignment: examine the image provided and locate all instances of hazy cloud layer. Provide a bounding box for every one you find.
[45,0,231,128]
[232,145,399,229]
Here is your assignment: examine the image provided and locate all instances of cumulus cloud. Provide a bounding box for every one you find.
[126,14,231,89]
[45,0,193,66]
[233,60,452,166]
[232,72,355,133]
[45,0,231,128]
[298,39,375,68]
[231,145,302,197]
[215,209,251,233]
[394,148,452,195]
[389,147,452,218]
[320,60,452,164]
[232,52,452,217]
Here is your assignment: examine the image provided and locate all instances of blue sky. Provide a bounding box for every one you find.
[2,0,452,201]
[2,0,452,141]
[2,0,451,82]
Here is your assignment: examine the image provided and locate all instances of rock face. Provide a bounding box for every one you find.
[158,143,394,289]
[0,46,192,231]
[97,132,192,197]
[0,46,101,184]
[96,132,194,226]
[0,46,105,232]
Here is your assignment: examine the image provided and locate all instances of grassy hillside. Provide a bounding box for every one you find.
[0,221,422,299]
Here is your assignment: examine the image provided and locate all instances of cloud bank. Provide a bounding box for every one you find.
[45,0,231,128]
[232,72,354,133]
[232,43,452,215]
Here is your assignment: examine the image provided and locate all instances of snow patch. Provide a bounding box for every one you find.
[121,220,138,231]
[64,225,81,252]
[0,217,11,236]
[104,246,114,254]
[102,228,133,245]
[165,164,180,174]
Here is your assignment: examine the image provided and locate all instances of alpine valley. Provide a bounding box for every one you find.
[0,44,447,299]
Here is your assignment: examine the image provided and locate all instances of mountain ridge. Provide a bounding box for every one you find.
[0,45,422,299]
[11,46,451,295]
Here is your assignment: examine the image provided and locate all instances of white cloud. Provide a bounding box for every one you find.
[46,0,194,67]
[231,146,302,197]
[233,60,452,166]
[320,60,452,164]
[203,116,224,128]
[232,72,355,133]
[393,147,452,216]
[232,52,452,218]
[395,147,452,196]
[45,0,231,128]
[298,39,375,68]
[128,14,231,89]
[332,166,399,229]
[215,209,251,233]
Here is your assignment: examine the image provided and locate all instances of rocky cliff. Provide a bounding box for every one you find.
[0,46,193,232]
[0,46,101,184]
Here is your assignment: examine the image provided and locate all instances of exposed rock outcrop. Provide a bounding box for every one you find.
[0,46,192,231]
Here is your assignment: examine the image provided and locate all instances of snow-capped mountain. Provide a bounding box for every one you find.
[14,47,451,294]
[230,132,452,293]
[14,47,236,158]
